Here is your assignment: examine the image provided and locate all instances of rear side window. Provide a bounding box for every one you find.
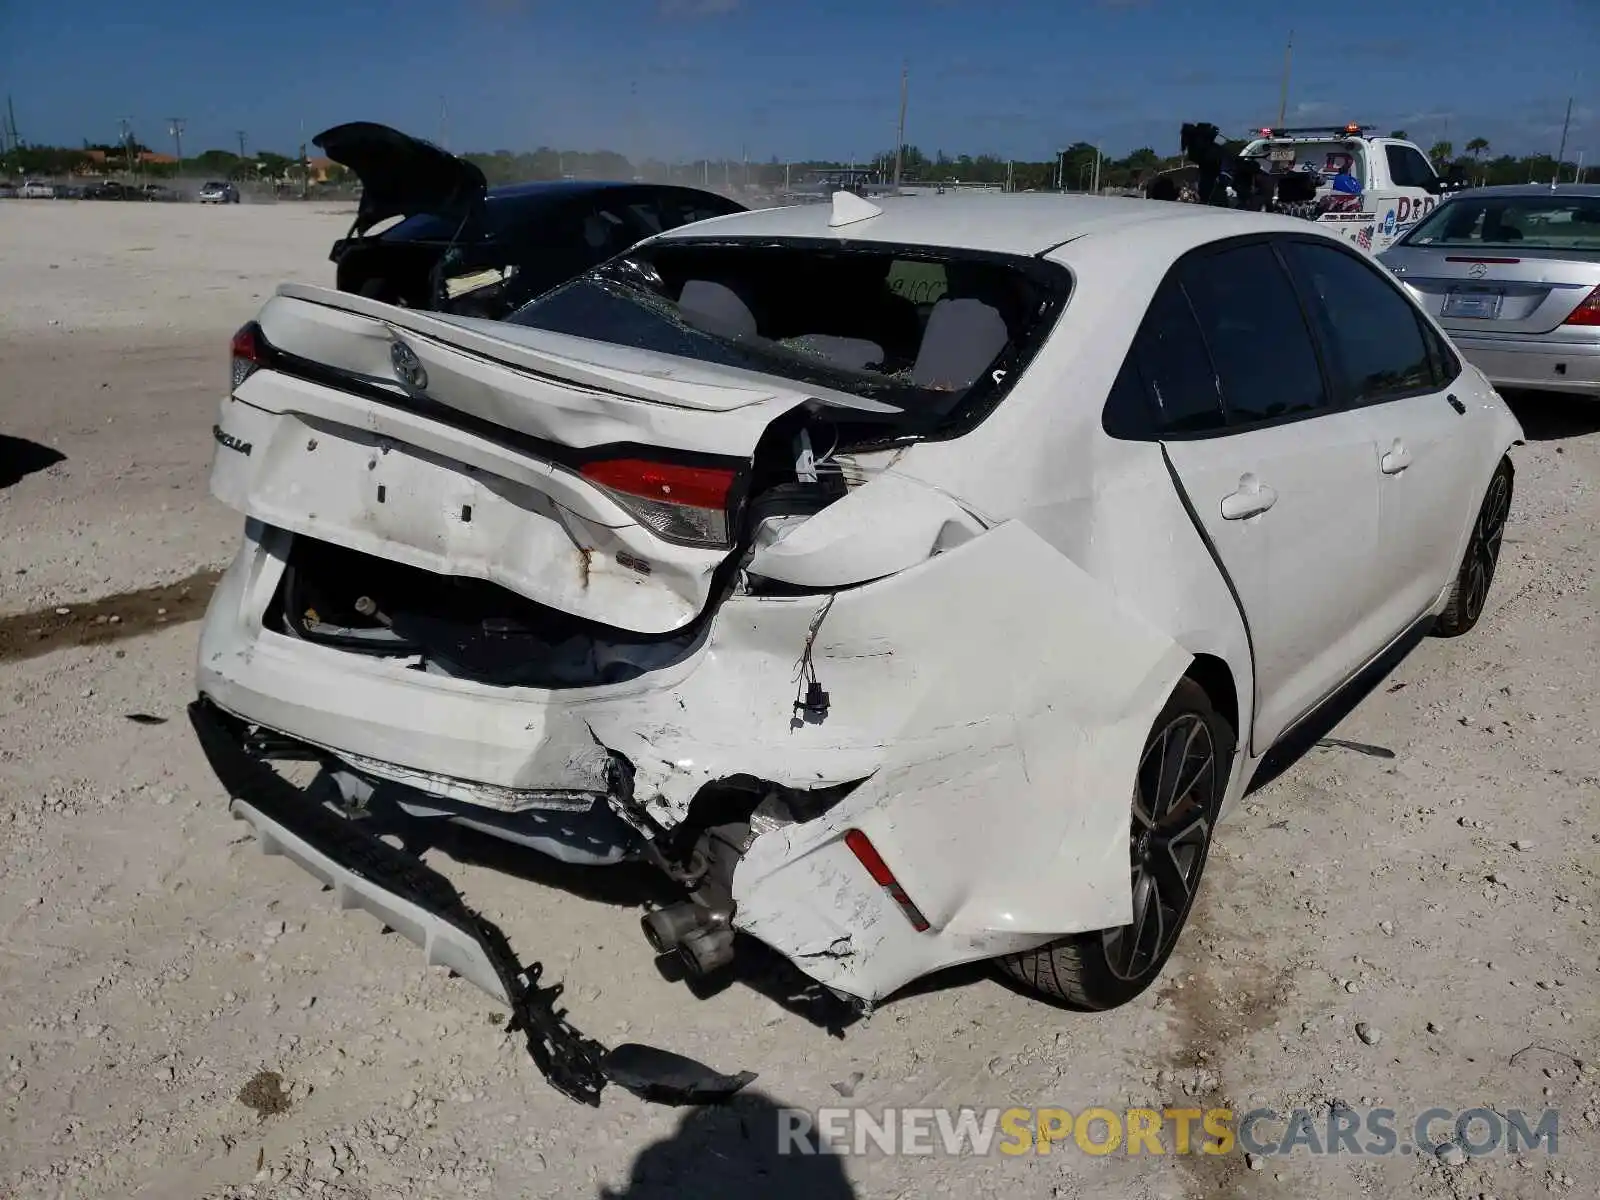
[659,193,740,229]
[1385,144,1436,189]
[1281,240,1436,403]
[1133,281,1225,433]
[628,201,665,234]
[1179,243,1327,426]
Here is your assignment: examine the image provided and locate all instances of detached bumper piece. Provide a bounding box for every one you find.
[188,698,755,1107]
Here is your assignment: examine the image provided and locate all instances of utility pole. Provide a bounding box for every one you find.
[118,117,135,177]
[237,130,247,162]
[1554,96,1574,185]
[1276,30,1294,129]
[3,94,19,155]
[439,95,448,150]
[892,62,908,191]
[167,117,185,173]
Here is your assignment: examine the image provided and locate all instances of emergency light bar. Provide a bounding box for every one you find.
[1256,123,1375,138]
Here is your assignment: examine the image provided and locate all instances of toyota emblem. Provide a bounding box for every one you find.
[1467,262,1489,279]
[390,340,428,390]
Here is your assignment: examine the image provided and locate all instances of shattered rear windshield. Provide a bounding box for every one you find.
[503,239,1070,425]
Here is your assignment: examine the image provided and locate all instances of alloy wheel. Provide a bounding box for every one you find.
[1463,470,1511,625]
[1102,714,1217,982]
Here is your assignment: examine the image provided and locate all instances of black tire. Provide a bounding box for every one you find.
[1434,457,1513,638]
[996,677,1233,1010]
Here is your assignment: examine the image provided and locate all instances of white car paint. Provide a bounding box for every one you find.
[196,192,1522,1007]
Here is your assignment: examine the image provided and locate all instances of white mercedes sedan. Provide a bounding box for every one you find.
[191,189,1523,1029]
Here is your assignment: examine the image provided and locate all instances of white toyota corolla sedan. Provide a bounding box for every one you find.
[192,190,1523,1025]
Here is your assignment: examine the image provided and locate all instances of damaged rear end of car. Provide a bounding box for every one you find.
[194,220,1199,1047]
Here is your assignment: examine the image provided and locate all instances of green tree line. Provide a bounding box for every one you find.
[3,135,1582,192]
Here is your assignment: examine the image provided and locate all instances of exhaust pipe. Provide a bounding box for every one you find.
[641,902,736,976]
[642,902,703,955]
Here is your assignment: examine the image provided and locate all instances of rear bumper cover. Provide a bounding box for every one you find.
[190,697,515,1005]
[197,519,1198,1004]
[1449,333,1600,395]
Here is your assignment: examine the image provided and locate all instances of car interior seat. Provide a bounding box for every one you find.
[909,298,1009,397]
[676,280,759,339]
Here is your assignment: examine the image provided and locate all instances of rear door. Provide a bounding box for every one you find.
[1153,241,1387,754]
[1281,237,1484,632]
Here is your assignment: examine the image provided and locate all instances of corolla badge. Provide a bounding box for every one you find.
[390,340,428,390]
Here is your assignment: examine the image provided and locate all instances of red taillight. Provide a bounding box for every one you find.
[844,828,930,933]
[1562,285,1600,327]
[579,458,737,548]
[231,322,265,389]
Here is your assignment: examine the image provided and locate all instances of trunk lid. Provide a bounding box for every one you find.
[1383,245,1600,334]
[214,286,879,634]
[314,122,489,237]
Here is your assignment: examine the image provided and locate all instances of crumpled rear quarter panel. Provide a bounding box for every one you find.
[589,520,1192,1002]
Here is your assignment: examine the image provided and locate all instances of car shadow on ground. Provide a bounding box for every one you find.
[0,435,65,489]
[600,1089,857,1199]
[1502,389,1600,441]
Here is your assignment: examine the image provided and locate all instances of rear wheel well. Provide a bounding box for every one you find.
[1185,653,1238,745]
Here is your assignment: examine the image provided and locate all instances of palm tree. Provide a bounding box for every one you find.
[1464,138,1489,185]
[1429,140,1454,168]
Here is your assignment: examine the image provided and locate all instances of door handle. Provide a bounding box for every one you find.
[1220,474,1278,520]
[1380,439,1413,475]
[1447,394,1466,415]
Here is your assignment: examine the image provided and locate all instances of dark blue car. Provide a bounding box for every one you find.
[315,122,745,318]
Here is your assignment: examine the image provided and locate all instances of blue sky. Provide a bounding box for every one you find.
[2,0,1593,163]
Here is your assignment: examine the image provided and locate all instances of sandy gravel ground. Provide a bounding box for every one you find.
[1,200,1597,1200]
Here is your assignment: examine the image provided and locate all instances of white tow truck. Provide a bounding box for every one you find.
[1237,122,1450,255]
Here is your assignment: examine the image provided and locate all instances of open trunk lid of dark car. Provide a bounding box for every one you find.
[314,121,488,236]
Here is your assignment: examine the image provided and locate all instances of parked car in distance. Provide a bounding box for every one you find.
[195,192,1523,1032]
[314,121,747,319]
[199,180,240,204]
[19,178,56,199]
[1380,183,1600,397]
[82,180,132,201]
